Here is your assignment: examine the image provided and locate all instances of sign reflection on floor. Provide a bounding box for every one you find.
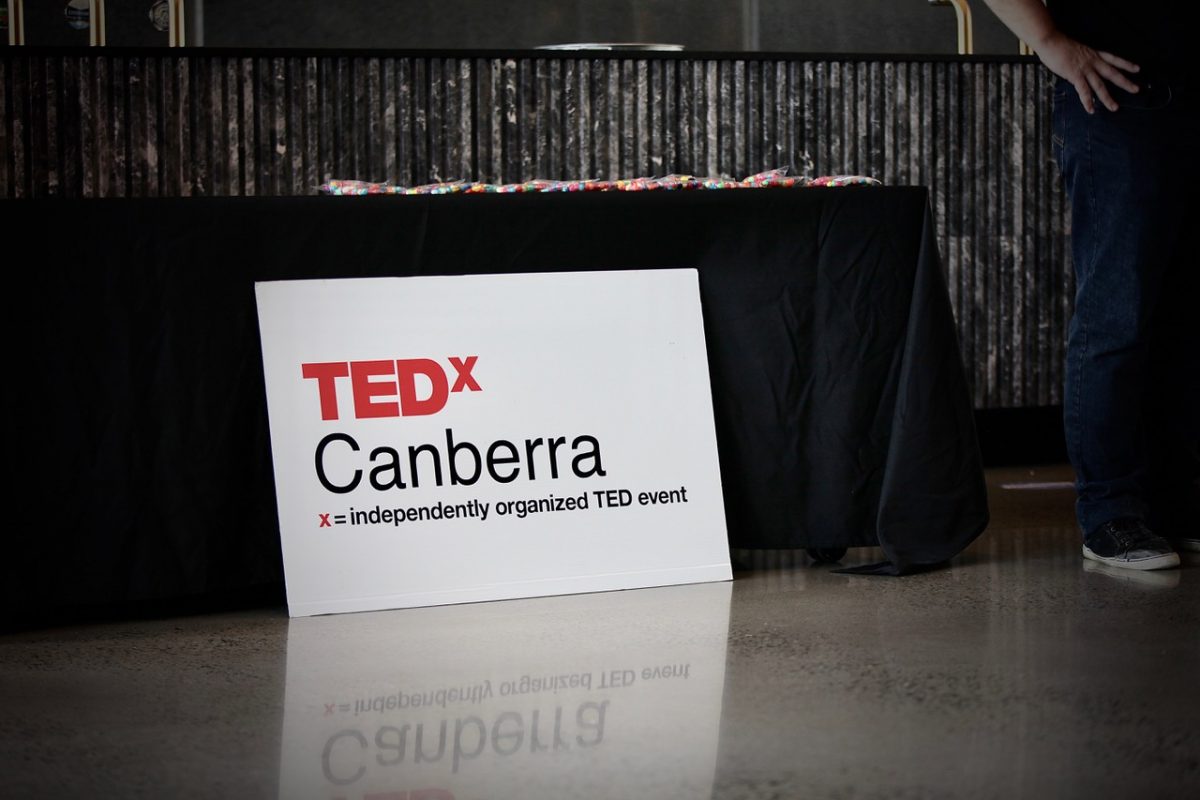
[279,581,732,799]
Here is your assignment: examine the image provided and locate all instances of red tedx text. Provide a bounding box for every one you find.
[301,357,481,420]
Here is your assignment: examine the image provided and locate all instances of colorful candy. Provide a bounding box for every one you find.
[317,168,880,196]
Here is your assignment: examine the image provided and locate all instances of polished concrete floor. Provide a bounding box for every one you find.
[1,464,1197,799]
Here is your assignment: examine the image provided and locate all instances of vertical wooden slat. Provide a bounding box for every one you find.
[457,58,472,183]
[0,57,9,197]
[680,60,694,176]
[426,57,442,182]
[538,57,554,179]
[474,57,496,184]
[351,55,366,182]
[283,56,302,194]
[518,57,535,181]
[58,56,80,197]
[736,59,751,177]
[43,56,59,196]
[93,56,109,198]
[204,57,222,195]
[28,55,47,198]
[361,56,378,184]
[662,59,677,175]
[126,56,145,197]
[165,57,183,196]
[239,57,255,196]
[603,59,619,179]
[562,58,580,180]
[329,56,346,186]
[497,57,516,182]
[703,59,718,177]
[630,58,646,177]
[254,56,272,196]
[225,58,242,195]
[186,57,206,196]
[112,56,129,197]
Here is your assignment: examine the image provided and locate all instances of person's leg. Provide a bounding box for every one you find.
[1053,78,1185,568]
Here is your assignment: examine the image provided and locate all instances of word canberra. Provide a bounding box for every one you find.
[315,428,606,493]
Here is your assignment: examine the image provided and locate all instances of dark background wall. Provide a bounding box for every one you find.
[5,1,1021,55]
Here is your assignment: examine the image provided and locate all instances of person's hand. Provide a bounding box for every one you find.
[1034,31,1139,113]
[1034,30,1140,113]
[978,1,1141,112]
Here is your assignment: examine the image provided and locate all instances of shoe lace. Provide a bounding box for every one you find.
[1104,519,1154,550]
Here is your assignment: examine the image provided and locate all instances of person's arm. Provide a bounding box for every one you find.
[980,0,1140,113]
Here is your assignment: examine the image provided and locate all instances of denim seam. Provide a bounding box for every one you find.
[1072,111,1099,527]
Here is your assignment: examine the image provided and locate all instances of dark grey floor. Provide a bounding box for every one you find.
[2,464,1197,799]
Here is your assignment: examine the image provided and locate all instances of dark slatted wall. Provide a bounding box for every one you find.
[0,50,1072,409]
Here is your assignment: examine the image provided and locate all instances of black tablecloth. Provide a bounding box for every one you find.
[4,187,988,626]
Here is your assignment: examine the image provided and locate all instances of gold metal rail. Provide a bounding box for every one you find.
[168,0,186,47]
[88,0,106,46]
[6,0,24,46]
[928,0,974,55]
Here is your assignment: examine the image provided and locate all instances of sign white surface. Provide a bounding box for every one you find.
[255,269,731,617]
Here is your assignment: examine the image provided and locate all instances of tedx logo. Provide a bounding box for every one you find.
[301,357,481,420]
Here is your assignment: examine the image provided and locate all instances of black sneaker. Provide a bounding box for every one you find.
[1082,518,1180,571]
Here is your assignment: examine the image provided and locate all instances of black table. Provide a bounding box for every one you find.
[4,187,988,627]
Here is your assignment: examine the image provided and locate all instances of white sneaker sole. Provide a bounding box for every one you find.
[1082,546,1180,571]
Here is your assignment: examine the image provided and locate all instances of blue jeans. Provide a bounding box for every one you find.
[1052,76,1199,538]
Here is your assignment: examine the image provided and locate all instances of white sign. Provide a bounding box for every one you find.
[255,269,731,617]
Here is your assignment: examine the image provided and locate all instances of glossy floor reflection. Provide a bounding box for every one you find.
[2,464,1197,799]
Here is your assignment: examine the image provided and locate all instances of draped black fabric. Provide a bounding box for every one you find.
[4,187,988,627]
